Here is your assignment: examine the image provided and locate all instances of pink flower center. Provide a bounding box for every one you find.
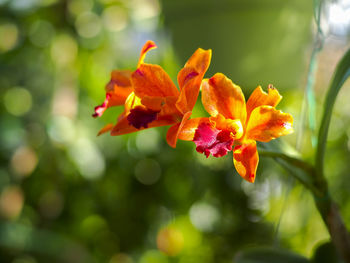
[193,123,233,158]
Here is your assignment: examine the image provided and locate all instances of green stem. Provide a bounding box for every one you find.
[314,193,350,263]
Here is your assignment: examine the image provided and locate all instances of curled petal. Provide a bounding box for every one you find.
[137,40,157,67]
[178,48,212,88]
[93,70,133,118]
[132,64,179,98]
[106,70,132,91]
[202,73,246,123]
[93,93,111,118]
[105,70,133,107]
[246,105,294,142]
[233,140,259,183]
[246,85,282,119]
[193,122,234,158]
[176,48,212,114]
[166,111,192,148]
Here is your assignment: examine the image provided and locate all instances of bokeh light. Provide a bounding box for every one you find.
[38,190,64,219]
[189,202,219,232]
[134,158,161,185]
[75,12,102,39]
[4,87,32,116]
[50,34,78,66]
[157,227,184,256]
[29,20,55,48]
[0,23,19,52]
[0,186,24,220]
[69,137,105,180]
[103,6,128,32]
[10,146,38,177]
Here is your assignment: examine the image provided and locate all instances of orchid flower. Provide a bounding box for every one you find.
[177,73,293,183]
[93,41,212,147]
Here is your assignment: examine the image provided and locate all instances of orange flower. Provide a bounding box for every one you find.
[92,41,156,118]
[93,41,212,147]
[177,73,293,183]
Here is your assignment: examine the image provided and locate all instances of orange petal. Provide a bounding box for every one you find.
[166,111,193,148]
[202,73,246,123]
[93,70,134,118]
[105,70,133,107]
[141,96,165,111]
[246,105,293,142]
[97,123,114,136]
[178,48,212,88]
[233,140,259,183]
[132,64,179,98]
[176,48,212,114]
[160,96,181,117]
[246,85,282,119]
[137,40,157,67]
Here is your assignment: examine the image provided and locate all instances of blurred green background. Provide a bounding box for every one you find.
[1,0,350,262]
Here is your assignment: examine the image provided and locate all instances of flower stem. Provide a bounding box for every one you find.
[314,192,350,263]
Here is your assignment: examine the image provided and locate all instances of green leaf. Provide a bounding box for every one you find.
[312,241,342,263]
[315,48,350,180]
[234,247,310,263]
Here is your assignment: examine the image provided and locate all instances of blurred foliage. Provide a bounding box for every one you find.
[0,0,350,263]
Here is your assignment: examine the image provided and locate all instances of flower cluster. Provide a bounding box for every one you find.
[93,41,293,183]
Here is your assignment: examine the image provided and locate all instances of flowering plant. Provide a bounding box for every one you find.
[93,39,350,262]
[93,41,293,183]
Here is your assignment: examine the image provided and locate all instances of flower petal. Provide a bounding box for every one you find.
[137,40,157,67]
[166,111,192,148]
[105,70,133,107]
[92,70,133,118]
[246,105,293,142]
[176,48,212,114]
[132,64,179,98]
[202,73,246,123]
[246,85,282,119]
[141,96,165,112]
[233,140,259,183]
